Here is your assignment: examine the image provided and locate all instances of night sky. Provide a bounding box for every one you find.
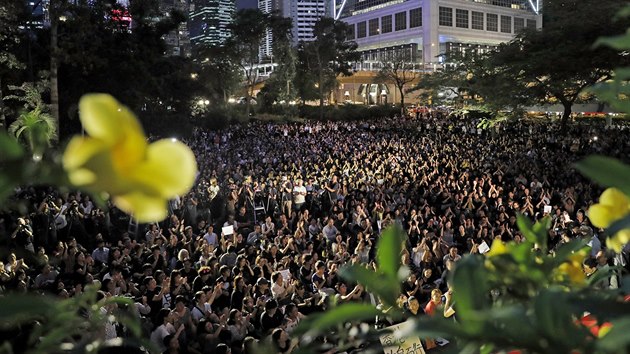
[236,0,257,9]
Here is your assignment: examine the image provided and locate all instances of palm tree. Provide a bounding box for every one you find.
[8,107,57,158]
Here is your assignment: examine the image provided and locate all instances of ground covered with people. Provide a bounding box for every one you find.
[1,114,629,354]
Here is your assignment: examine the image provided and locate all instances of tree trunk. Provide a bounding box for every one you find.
[50,5,60,143]
[245,80,251,118]
[560,101,572,130]
[319,85,324,120]
[398,84,405,117]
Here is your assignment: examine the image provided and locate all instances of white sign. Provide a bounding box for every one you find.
[379,323,425,354]
[478,241,490,254]
[279,269,291,282]
[222,225,234,236]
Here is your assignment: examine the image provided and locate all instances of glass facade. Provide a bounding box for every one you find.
[347,23,355,39]
[514,17,524,32]
[527,19,536,28]
[500,15,511,33]
[369,18,380,36]
[471,11,484,30]
[486,13,498,31]
[439,7,453,27]
[456,9,469,28]
[395,11,406,31]
[409,7,421,28]
[462,0,535,12]
[381,14,393,33]
[357,21,367,38]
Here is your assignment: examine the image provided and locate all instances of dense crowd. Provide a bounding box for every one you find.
[1,113,630,354]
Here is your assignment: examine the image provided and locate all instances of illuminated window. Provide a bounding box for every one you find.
[486,13,498,32]
[456,9,469,28]
[369,18,379,36]
[381,15,392,33]
[471,11,484,30]
[501,15,511,33]
[409,8,421,28]
[357,21,366,38]
[439,7,452,26]
[395,11,406,31]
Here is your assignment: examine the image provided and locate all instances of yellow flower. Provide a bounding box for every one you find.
[63,94,197,222]
[486,240,509,258]
[556,261,586,285]
[588,188,630,252]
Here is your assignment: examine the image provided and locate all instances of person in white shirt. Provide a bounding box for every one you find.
[292,179,307,211]
[150,308,176,353]
[271,271,294,302]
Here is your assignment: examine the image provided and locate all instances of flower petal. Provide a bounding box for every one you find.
[588,204,620,229]
[606,236,624,253]
[62,136,108,170]
[113,192,168,222]
[487,240,508,257]
[599,188,630,208]
[67,168,97,186]
[79,94,137,143]
[127,139,197,198]
[79,94,147,170]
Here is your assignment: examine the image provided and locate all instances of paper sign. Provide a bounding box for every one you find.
[279,269,291,282]
[222,225,234,236]
[478,241,490,254]
[544,205,552,214]
[380,323,425,354]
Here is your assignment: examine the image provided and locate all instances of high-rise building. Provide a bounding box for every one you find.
[258,0,278,61]
[189,0,236,49]
[160,0,192,56]
[258,0,333,60]
[283,0,332,44]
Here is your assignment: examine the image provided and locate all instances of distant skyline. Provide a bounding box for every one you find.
[236,0,257,9]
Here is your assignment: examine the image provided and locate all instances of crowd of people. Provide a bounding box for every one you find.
[1,112,630,354]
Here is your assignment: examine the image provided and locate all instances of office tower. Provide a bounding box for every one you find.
[189,0,236,48]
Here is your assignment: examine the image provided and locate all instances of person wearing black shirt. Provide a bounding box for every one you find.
[144,276,169,321]
[260,299,283,334]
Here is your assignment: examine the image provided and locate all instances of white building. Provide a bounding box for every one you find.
[258,0,333,60]
[341,0,541,70]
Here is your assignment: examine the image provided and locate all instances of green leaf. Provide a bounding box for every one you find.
[480,344,495,354]
[293,303,384,336]
[0,132,24,160]
[376,226,406,280]
[339,264,399,306]
[532,216,551,251]
[0,294,53,324]
[451,255,490,332]
[516,214,537,244]
[594,29,630,50]
[574,156,630,196]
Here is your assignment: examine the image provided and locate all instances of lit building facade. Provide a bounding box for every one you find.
[258,0,279,60]
[281,0,333,45]
[189,0,236,48]
[341,0,541,69]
